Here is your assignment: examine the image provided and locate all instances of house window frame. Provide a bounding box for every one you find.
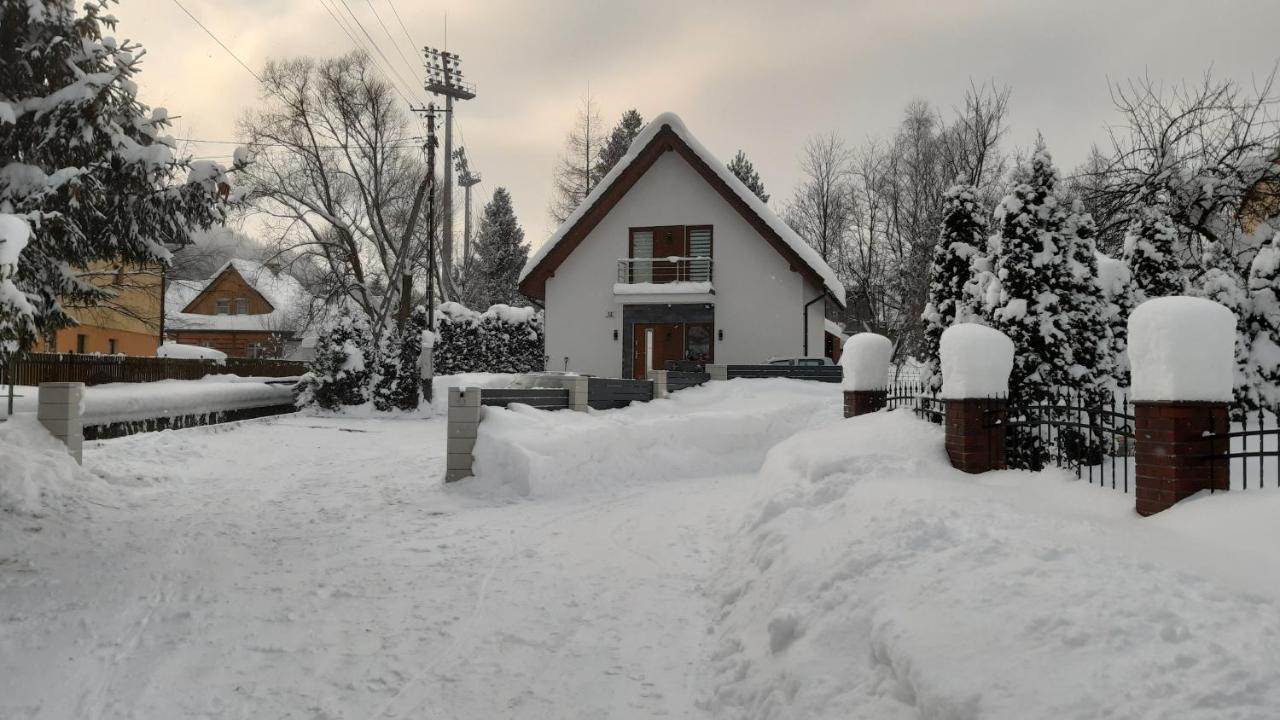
[107,338,118,354]
[215,298,231,315]
[235,297,249,315]
[627,225,713,283]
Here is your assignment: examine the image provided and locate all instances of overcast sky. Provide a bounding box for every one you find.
[116,0,1280,250]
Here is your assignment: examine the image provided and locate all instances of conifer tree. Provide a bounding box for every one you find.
[0,0,234,359]
[472,188,529,308]
[594,109,644,182]
[1196,240,1252,414]
[1122,201,1183,304]
[727,150,770,203]
[921,183,987,391]
[987,148,1072,470]
[1244,232,1280,410]
[1095,253,1135,388]
[372,305,428,411]
[296,308,372,410]
[1059,200,1109,462]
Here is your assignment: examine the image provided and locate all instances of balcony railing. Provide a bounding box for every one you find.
[616,257,713,284]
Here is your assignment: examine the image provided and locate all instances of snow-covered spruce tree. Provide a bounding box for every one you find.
[727,150,770,204]
[987,148,1073,470]
[1095,253,1135,388]
[371,331,400,412]
[472,188,529,308]
[392,305,428,410]
[296,308,372,411]
[1122,201,1183,304]
[0,0,234,359]
[1244,232,1280,410]
[1058,201,1110,462]
[594,109,644,182]
[921,183,987,391]
[1196,240,1252,414]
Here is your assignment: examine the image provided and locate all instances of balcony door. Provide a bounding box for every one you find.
[651,226,685,283]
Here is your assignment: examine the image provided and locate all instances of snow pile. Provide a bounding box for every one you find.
[0,415,99,517]
[468,378,840,498]
[82,378,293,425]
[522,112,845,305]
[1128,296,1236,402]
[707,410,1280,719]
[939,323,1014,398]
[156,341,227,361]
[839,332,892,390]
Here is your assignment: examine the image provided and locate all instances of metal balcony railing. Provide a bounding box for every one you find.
[616,257,713,284]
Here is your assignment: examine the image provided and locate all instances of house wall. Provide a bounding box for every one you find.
[33,261,162,356]
[170,330,289,358]
[543,150,826,377]
[184,268,274,315]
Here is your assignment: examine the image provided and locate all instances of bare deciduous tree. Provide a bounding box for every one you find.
[549,93,603,225]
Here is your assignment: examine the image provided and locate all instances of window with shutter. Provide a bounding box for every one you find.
[630,229,653,283]
[687,226,712,281]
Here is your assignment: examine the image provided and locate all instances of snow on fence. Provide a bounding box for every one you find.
[4,352,306,386]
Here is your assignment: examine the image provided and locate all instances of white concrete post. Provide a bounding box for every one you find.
[38,382,84,464]
[706,364,728,381]
[649,370,668,399]
[445,387,480,483]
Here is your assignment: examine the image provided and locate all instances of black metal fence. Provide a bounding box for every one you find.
[726,364,842,383]
[1205,408,1280,491]
[587,377,654,410]
[478,388,570,411]
[995,387,1137,492]
[884,380,945,423]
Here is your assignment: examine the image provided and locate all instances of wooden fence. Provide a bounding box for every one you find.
[587,377,655,410]
[2,353,307,386]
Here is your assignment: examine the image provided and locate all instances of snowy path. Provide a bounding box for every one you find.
[0,401,782,719]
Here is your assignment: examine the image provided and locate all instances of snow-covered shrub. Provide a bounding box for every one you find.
[921,183,987,392]
[1123,201,1184,304]
[295,307,372,410]
[1196,240,1254,414]
[1096,252,1135,388]
[1244,233,1280,410]
[373,305,428,411]
[433,302,544,375]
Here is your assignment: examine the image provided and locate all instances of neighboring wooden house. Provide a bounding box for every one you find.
[518,112,846,379]
[36,261,163,355]
[165,259,310,358]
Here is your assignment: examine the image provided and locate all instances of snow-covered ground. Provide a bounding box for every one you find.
[2,377,1279,719]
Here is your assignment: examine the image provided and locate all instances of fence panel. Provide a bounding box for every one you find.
[479,388,570,411]
[587,378,654,410]
[884,380,945,423]
[2,352,306,386]
[1205,408,1280,491]
[667,370,710,392]
[726,365,842,383]
[997,387,1137,492]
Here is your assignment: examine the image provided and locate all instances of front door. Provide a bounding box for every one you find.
[651,226,686,283]
[632,323,683,379]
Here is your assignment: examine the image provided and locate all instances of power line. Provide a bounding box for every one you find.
[366,0,425,96]
[337,0,425,107]
[384,0,422,65]
[318,0,418,108]
[169,0,261,83]
[173,136,428,149]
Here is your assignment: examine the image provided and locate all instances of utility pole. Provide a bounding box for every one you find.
[454,146,481,274]
[423,46,476,305]
[406,103,443,328]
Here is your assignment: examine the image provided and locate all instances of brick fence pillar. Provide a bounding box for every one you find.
[843,389,887,417]
[1134,402,1229,516]
[445,387,480,483]
[945,398,1007,473]
[38,382,84,464]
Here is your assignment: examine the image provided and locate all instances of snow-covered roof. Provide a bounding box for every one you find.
[519,112,846,306]
[167,259,312,333]
[824,319,847,338]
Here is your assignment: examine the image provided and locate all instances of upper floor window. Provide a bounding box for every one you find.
[235,298,249,315]
[215,298,230,315]
[625,225,713,283]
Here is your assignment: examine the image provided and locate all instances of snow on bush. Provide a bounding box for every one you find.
[839,333,892,391]
[0,414,98,517]
[1128,296,1236,402]
[707,410,1280,718]
[433,302,544,375]
[939,323,1014,399]
[295,307,372,410]
[156,341,226,362]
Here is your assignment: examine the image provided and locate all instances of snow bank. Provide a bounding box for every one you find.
[0,415,99,516]
[82,378,293,425]
[838,332,891,390]
[156,341,227,361]
[1128,296,1236,402]
[939,323,1013,398]
[707,410,1280,719]
[468,379,840,498]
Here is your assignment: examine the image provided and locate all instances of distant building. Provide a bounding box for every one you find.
[165,259,312,358]
[37,261,163,355]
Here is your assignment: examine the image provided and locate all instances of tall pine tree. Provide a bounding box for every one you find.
[595,109,644,182]
[1122,201,1183,304]
[987,147,1073,470]
[473,188,529,308]
[1244,232,1280,410]
[727,150,770,203]
[1197,240,1253,414]
[0,0,232,359]
[921,182,987,391]
[1059,200,1109,462]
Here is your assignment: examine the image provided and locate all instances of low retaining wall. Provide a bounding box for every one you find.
[84,404,297,440]
[587,377,654,409]
[708,364,842,383]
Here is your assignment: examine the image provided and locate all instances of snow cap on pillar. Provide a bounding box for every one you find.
[940,323,1014,399]
[1128,296,1236,402]
[839,333,892,391]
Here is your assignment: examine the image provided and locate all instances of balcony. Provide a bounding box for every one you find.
[613,257,715,303]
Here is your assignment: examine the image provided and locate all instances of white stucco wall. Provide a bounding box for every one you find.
[543,150,828,377]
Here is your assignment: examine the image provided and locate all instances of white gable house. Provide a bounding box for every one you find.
[519,112,845,378]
